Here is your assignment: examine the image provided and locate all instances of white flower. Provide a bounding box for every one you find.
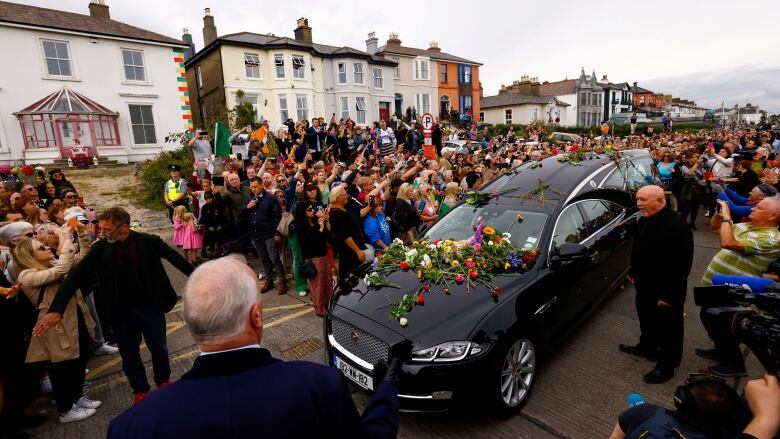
[487,241,494,246]
[402,294,408,300]
[399,317,408,327]
[422,254,432,268]
[502,232,512,239]
[393,238,404,246]
[428,244,437,250]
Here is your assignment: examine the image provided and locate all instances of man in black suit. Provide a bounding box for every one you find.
[620,185,694,384]
[107,255,402,439]
[35,207,193,404]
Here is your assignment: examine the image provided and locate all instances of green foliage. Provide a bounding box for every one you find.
[489,122,714,139]
[132,147,194,209]
[204,104,230,138]
[233,90,258,130]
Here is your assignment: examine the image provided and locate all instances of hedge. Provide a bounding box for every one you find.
[488,122,714,139]
[129,147,194,210]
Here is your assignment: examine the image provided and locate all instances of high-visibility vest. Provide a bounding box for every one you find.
[167,178,184,201]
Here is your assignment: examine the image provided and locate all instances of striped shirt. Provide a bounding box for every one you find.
[701,222,780,284]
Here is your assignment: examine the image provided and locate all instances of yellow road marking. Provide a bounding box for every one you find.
[264,307,314,327]
[263,303,310,313]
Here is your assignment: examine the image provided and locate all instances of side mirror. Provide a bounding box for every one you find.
[549,242,588,267]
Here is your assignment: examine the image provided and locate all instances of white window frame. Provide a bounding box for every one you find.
[392,57,401,78]
[372,68,383,89]
[479,111,484,122]
[414,58,429,81]
[128,104,157,145]
[416,94,430,114]
[355,97,367,124]
[274,54,285,79]
[121,48,147,83]
[236,93,260,122]
[41,39,74,78]
[505,109,512,124]
[340,96,350,120]
[244,52,261,79]
[196,65,203,89]
[292,55,305,79]
[353,63,364,85]
[278,94,289,122]
[295,94,308,121]
[337,62,347,84]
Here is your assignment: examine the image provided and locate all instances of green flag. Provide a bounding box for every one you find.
[214,121,231,157]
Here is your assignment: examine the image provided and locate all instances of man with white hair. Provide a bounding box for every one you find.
[107,256,402,439]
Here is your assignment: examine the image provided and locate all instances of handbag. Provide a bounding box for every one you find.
[277,211,294,237]
[300,259,317,279]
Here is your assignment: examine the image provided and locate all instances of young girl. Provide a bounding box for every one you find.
[171,205,187,248]
[180,212,202,263]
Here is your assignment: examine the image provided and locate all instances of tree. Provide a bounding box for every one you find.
[233,89,258,130]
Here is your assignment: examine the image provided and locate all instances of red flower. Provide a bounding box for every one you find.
[400,261,409,271]
[416,294,425,305]
[495,236,501,244]
[455,274,465,284]
[465,258,476,269]
[491,287,501,298]
[570,144,579,152]
[423,283,431,292]
[21,165,34,176]
[469,270,478,279]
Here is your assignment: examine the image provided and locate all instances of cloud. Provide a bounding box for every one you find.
[641,64,780,114]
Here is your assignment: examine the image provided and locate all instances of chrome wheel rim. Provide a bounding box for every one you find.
[500,338,535,407]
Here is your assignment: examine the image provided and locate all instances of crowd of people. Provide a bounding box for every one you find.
[1,112,780,438]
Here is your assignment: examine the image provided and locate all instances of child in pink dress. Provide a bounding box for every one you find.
[180,212,203,263]
[172,205,187,248]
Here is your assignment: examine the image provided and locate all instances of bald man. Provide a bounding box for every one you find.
[620,185,694,384]
[108,256,401,439]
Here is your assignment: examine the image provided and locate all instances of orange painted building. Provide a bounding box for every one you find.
[435,60,480,121]
[632,82,666,110]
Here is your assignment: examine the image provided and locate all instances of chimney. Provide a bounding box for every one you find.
[601,74,609,82]
[632,81,638,91]
[202,8,217,46]
[365,32,378,54]
[294,18,313,44]
[88,0,110,19]
[529,77,540,97]
[182,28,195,61]
[428,41,441,52]
[386,32,401,47]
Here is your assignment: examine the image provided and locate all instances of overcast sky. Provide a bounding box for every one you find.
[15,0,780,113]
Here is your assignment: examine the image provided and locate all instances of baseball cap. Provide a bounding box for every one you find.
[63,207,88,223]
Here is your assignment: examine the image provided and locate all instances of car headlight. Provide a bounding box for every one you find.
[411,341,490,363]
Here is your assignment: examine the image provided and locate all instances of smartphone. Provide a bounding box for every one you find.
[200,131,208,136]
[237,153,243,161]
[77,196,84,206]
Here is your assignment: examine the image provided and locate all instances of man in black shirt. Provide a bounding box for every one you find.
[328,186,366,281]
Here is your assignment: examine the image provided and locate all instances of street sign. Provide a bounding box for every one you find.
[421,112,434,130]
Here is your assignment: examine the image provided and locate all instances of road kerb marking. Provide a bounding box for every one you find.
[265,307,314,327]
[264,303,310,313]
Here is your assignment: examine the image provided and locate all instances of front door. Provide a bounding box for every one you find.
[55,119,97,158]
[378,103,390,123]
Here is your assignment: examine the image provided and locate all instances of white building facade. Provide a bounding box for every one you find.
[322,52,396,125]
[0,1,188,164]
[479,94,570,126]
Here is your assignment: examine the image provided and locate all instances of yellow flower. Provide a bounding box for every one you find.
[483,226,495,236]
[451,260,460,267]
[504,262,511,270]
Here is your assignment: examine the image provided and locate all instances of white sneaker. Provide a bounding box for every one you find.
[75,396,102,409]
[59,405,96,423]
[94,343,119,356]
[40,376,52,394]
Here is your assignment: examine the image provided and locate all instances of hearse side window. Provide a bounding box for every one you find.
[603,157,654,191]
[579,200,623,233]
[551,204,589,251]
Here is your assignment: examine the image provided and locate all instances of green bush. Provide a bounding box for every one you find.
[131,147,194,210]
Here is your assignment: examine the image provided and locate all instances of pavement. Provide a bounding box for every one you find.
[25,212,764,439]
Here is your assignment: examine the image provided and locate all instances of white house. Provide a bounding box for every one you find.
[0,0,189,164]
[597,77,633,121]
[479,93,570,126]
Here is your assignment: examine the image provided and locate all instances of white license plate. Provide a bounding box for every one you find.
[334,355,374,390]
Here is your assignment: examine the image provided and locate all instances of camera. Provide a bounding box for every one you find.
[694,282,780,373]
[369,195,376,207]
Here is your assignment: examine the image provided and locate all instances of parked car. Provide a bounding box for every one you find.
[324,150,657,415]
[547,132,582,145]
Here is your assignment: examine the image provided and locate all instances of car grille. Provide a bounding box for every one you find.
[330,317,388,366]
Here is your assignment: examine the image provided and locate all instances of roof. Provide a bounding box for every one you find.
[187,32,396,66]
[598,82,631,90]
[15,87,117,116]
[0,1,184,46]
[539,79,576,96]
[632,85,653,94]
[376,43,481,65]
[480,93,570,109]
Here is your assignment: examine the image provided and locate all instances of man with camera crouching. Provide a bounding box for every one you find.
[698,197,780,377]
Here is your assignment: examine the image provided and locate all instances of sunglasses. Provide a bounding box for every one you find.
[25,232,36,238]
[306,206,314,212]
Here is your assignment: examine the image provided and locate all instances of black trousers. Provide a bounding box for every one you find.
[47,310,91,414]
[114,301,170,394]
[700,306,744,367]
[635,286,684,371]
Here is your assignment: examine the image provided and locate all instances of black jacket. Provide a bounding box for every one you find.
[241,190,281,241]
[50,231,193,322]
[629,207,693,306]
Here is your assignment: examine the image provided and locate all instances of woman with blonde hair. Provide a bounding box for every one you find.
[414,182,438,228]
[438,181,460,216]
[15,224,98,423]
[393,183,420,244]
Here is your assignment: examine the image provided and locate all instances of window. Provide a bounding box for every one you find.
[373,68,383,88]
[42,39,72,77]
[440,64,448,83]
[295,94,308,121]
[416,94,430,114]
[274,54,285,79]
[196,65,203,88]
[237,93,260,122]
[479,112,484,122]
[603,157,654,191]
[414,58,429,80]
[292,55,305,79]
[244,52,260,78]
[128,104,156,144]
[639,95,645,105]
[122,49,145,81]
[353,63,364,84]
[340,96,349,120]
[458,65,471,84]
[278,94,289,122]
[355,97,366,124]
[551,204,588,251]
[392,57,400,78]
[579,200,622,234]
[580,93,586,105]
[20,114,57,148]
[597,94,602,106]
[337,63,347,84]
[92,115,121,146]
[505,109,512,124]
[459,95,473,115]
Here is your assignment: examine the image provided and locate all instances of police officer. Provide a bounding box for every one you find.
[163,165,188,222]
